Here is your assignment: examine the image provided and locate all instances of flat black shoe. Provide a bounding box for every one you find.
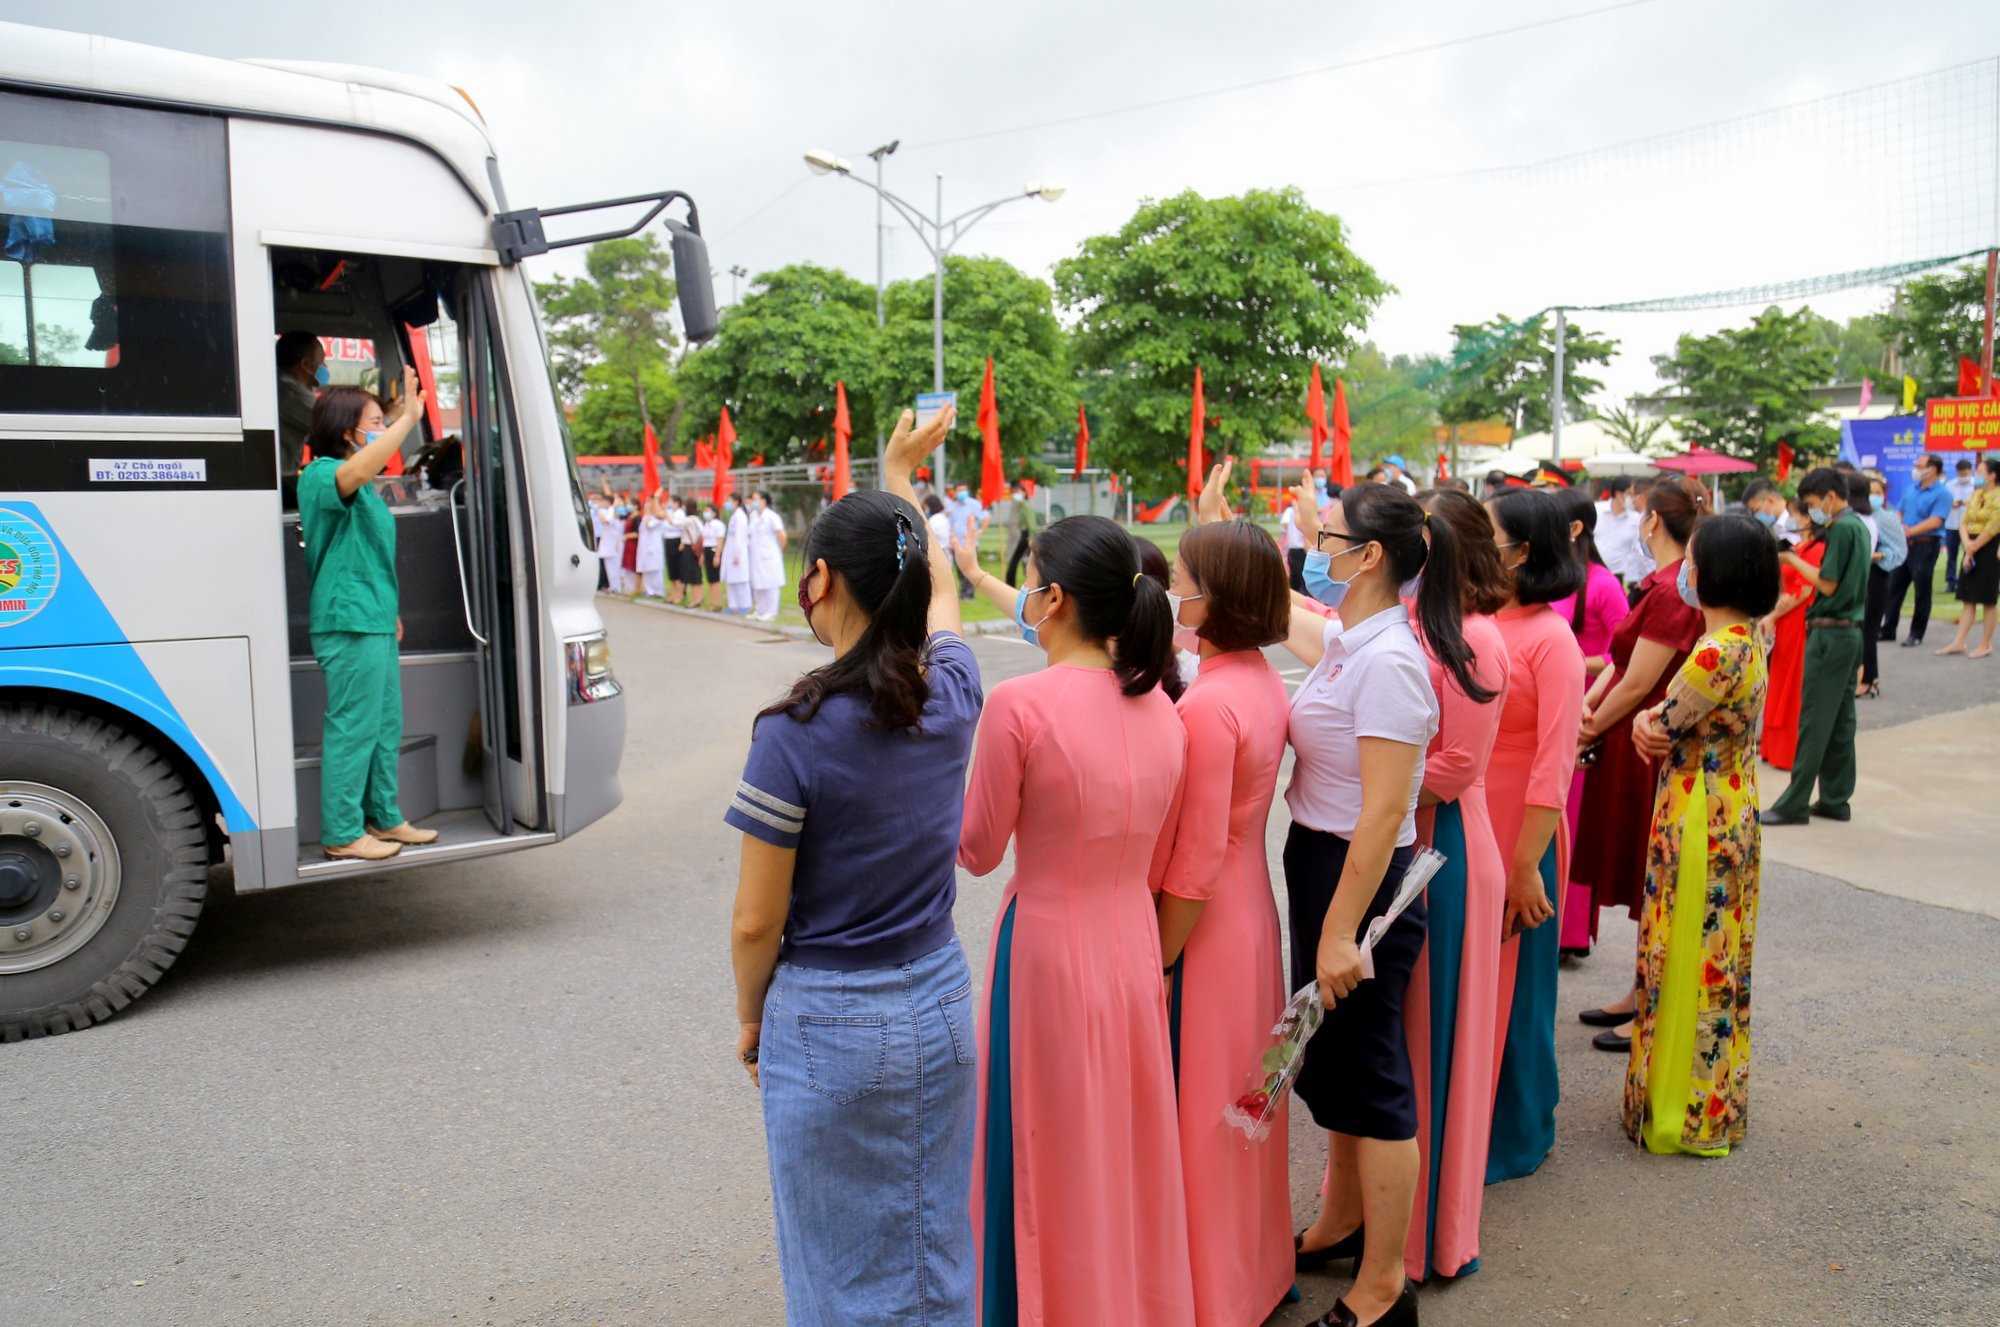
[1592,1028,1633,1052]
[1296,1225,1365,1272]
[1900,636,1923,648]
[1579,1005,1633,1028]
[1809,802,1852,822]
[1315,1283,1417,1327]
[1760,810,1809,827]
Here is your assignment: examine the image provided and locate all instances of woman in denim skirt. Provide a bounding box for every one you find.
[728,406,983,1326]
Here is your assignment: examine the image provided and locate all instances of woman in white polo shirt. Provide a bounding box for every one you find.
[1282,480,1494,1327]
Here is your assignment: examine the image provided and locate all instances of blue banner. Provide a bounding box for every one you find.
[1839,417,1929,511]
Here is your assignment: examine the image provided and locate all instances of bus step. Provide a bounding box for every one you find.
[293,734,439,846]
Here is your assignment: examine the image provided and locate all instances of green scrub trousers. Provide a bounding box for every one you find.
[313,630,404,845]
[1766,625,1860,820]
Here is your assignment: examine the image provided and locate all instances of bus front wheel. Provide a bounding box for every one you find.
[0,704,209,1041]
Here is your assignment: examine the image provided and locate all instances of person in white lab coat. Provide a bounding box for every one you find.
[721,493,753,614]
[746,489,789,620]
[595,494,629,594]
[637,492,668,598]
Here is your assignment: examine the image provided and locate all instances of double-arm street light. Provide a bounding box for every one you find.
[804,146,1063,487]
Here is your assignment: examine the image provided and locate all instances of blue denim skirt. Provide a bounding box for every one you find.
[761,938,977,1326]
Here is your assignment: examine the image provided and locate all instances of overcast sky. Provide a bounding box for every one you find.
[10,0,2000,407]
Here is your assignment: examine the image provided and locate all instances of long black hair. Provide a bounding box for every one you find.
[1341,483,1496,703]
[1031,515,1173,697]
[1132,536,1186,701]
[1553,486,1604,633]
[1489,489,1588,607]
[758,489,932,731]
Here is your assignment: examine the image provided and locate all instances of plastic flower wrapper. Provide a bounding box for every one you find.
[1222,847,1447,1143]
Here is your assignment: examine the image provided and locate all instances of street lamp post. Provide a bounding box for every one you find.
[804,147,1063,488]
[866,140,899,453]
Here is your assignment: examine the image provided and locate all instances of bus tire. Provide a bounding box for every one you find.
[0,703,209,1041]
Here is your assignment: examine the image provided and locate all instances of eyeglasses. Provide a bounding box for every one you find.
[1314,528,1372,552]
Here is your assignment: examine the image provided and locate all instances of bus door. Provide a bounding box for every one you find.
[455,272,541,832]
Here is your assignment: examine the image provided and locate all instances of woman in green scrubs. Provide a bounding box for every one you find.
[297,365,439,861]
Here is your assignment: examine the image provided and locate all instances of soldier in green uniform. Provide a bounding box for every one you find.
[297,366,440,861]
[1763,467,1871,826]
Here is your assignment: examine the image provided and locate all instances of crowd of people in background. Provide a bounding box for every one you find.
[587,487,786,619]
[710,397,1928,1326]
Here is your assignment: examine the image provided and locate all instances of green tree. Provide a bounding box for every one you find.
[1054,188,1389,491]
[1879,263,1990,402]
[876,255,1069,481]
[570,358,678,456]
[1651,305,1839,467]
[1437,314,1616,434]
[1337,343,1444,465]
[533,235,680,431]
[677,264,880,462]
[1596,403,1671,453]
[1805,310,1889,385]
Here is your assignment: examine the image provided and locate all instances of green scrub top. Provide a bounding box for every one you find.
[297,457,399,634]
[1813,510,1870,624]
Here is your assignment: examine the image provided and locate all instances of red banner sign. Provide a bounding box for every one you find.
[1923,395,2000,450]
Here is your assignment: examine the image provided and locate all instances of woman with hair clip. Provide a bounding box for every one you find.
[957,513,1193,1326]
[1569,478,1708,1050]
[1547,486,1629,955]
[1480,489,1586,1185]
[725,405,986,1324]
[1394,488,1511,1286]
[1284,479,1493,1327]
[1625,513,1778,1156]
[296,368,438,862]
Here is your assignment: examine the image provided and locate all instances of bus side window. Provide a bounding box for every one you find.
[0,89,236,417]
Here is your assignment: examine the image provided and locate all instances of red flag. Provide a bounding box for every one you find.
[831,380,854,501]
[1188,365,1206,498]
[1435,451,1450,486]
[1329,378,1354,487]
[1775,440,1795,485]
[713,407,736,506]
[1959,356,1986,397]
[694,435,714,471]
[977,358,1005,507]
[641,418,662,497]
[1306,364,1329,474]
[1074,402,1090,479]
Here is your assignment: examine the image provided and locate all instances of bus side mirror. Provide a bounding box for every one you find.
[665,221,718,345]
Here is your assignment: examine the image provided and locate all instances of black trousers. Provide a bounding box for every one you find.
[1945,530,1963,590]
[1861,565,1887,683]
[1884,536,1942,641]
[1287,546,1308,593]
[1004,531,1031,587]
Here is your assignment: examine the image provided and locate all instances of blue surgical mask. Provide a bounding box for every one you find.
[313,363,330,388]
[1809,506,1831,526]
[1014,584,1052,647]
[1301,547,1355,609]
[360,430,383,448]
[1754,509,1776,527]
[1676,558,1701,610]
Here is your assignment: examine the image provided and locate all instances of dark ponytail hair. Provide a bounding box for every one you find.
[1553,486,1604,633]
[1342,482,1496,703]
[1132,536,1186,701]
[1489,489,1588,607]
[758,489,932,731]
[1031,515,1172,697]
[1644,474,1710,545]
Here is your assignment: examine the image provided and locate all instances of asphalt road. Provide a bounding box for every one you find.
[5,599,1996,1326]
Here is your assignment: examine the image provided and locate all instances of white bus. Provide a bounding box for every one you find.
[0,23,717,1039]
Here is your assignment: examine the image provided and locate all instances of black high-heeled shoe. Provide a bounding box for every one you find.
[1295,1224,1366,1272]
[1314,1282,1417,1327]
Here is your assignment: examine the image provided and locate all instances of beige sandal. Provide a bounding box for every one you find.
[368,822,439,846]
[325,835,401,862]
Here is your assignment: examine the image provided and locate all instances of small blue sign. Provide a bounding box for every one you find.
[1839,418,1928,510]
[915,390,957,429]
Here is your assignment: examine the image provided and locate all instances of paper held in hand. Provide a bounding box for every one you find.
[1221,846,1448,1143]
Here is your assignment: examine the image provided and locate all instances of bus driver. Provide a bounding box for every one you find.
[297,366,443,861]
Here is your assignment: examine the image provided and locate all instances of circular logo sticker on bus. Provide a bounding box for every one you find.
[0,507,61,630]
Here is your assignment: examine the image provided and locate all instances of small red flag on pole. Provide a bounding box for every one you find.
[713,408,736,506]
[1074,402,1090,479]
[977,358,1005,507]
[831,380,854,501]
[641,419,662,498]
[1329,378,1354,487]
[1775,440,1795,485]
[1188,365,1206,499]
[1306,364,1329,474]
